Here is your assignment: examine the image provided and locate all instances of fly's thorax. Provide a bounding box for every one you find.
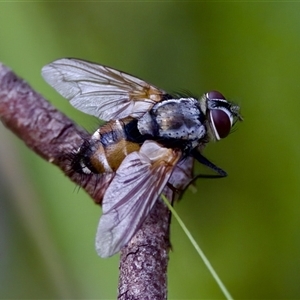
[74,119,140,174]
[137,98,206,143]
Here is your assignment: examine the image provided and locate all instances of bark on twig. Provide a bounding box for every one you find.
[118,198,170,300]
[0,63,169,299]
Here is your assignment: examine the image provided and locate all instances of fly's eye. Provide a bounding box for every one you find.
[206,90,226,100]
[210,109,232,140]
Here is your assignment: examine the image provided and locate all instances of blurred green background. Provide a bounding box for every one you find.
[1,2,300,299]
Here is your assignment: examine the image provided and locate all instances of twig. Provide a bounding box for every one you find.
[0,62,170,299]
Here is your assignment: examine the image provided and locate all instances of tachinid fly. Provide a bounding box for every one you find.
[42,58,242,258]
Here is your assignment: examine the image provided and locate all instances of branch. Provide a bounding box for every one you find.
[0,63,170,299]
[118,198,170,299]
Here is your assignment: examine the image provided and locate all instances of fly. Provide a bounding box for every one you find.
[42,58,242,257]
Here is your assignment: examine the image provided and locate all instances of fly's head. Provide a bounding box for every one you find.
[199,91,243,143]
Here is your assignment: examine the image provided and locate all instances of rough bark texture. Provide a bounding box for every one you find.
[0,63,169,299]
[118,198,170,300]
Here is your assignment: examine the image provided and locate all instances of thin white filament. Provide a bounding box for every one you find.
[161,194,233,300]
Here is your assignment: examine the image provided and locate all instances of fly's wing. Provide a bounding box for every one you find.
[168,156,194,191]
[87,173,115,205]
[162,157,194,207]
[95,140,181,258]
[42,58,167,121]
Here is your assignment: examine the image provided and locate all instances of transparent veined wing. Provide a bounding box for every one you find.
[168,156,194,192]
[95,140,181,258]
[161,157,194,214]
[86,173,115,205]
[42,58,166,121]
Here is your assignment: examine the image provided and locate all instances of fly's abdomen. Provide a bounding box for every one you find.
[74,120,140,174]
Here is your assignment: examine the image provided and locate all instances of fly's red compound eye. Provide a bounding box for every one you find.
[206,90,233,140]
[206,90,225,100]
[210,108,232,140]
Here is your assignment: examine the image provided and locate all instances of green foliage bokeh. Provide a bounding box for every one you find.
[1,2,300,299]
